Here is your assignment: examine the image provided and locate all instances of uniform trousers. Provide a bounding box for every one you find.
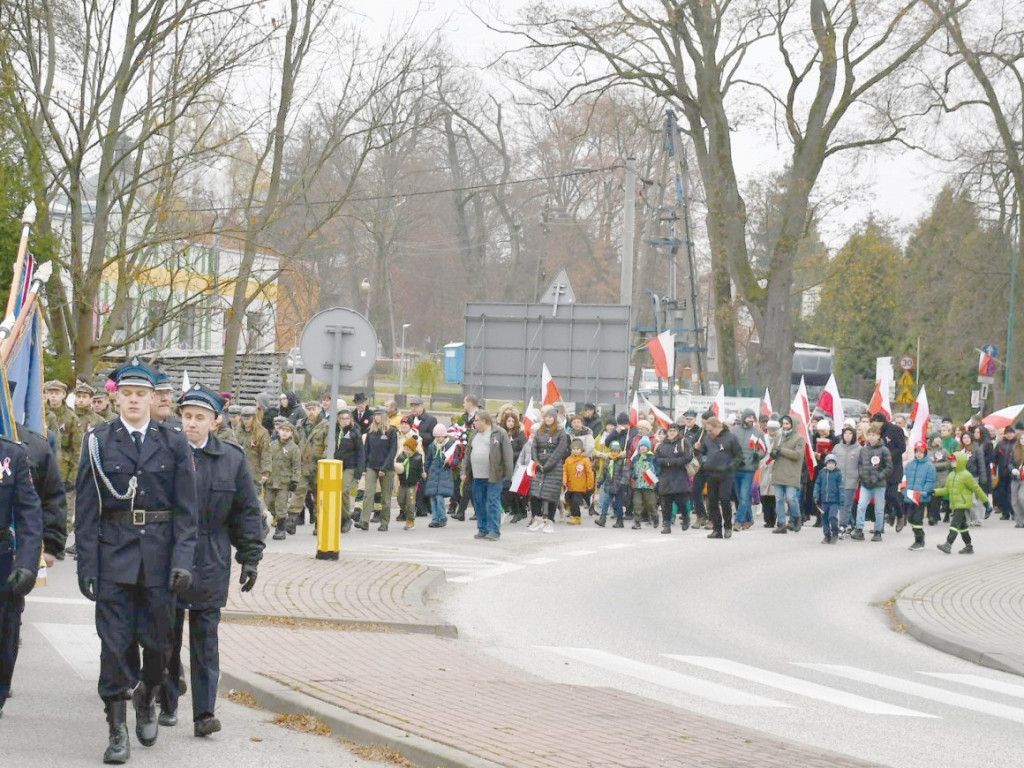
[96,581,174,702]
[165,606,220,721]
[0,592,25,706]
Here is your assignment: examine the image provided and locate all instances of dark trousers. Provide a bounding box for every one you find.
[96,581,175,702]
[885,477,905,520]
[690,471,707,519]
[907,501,925,542]
[0,592,25,706]
[565,491,588,517]
[501,488,527,518]
[761,495,777,526]
[659,492,690,526]
[994,476,1012,515]
[946,508,973,546]
[706,474,734,533]
[927,495,948,524]
[530,497,556,520]
[166,606,221,721]
[415,483,430,516]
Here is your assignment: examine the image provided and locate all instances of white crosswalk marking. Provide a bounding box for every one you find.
[33,623,100,680]
[797,663,1024,724]
[538,647,791,708]
[448,562,526,583]
[665,656,936,717]
[920,673,1024,701]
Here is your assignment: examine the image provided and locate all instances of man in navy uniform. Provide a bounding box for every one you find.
[75,358,198,763]
[0,433,44,720]
[161,384,264,736]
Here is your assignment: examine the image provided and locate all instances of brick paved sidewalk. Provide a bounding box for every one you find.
[895,553,1024,677]
[223,552,455,636]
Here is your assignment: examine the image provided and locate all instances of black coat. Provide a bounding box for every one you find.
[0,437,43,587]
[879,421,906,482]
[530,429,570,502]
[365,427,398,471]
[333,424,366,477]
[654,436,693,495]
[701,428,742,476]
[413,411,438,452]
[74,419,198,587]
[180,434,265,609]
[21,428,67,558]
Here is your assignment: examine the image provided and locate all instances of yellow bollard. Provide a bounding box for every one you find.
[316,459,343,560]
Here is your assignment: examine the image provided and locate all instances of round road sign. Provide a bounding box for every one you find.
[899,355,915,371]
[300,307,378,386]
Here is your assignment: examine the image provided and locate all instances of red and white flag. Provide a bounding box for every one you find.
[541,363,562,406]
[904,489,923,505]
[981,403,1024,430]
[642,396,672,430]
[816,374,845,431]
[791,376,816,480]
[642,467,659,485]
[510,464,531,495]
[629,391,640,428]
[908,386,930,448]
[443,441,458,466]
[761,388,773,419]
[525,460,540,477]
[522,397,540,438]
[711,384,726,419]
[646,329,675,380]
[181,370,191,395]
[749,432,768,455]
[868,381,892,420]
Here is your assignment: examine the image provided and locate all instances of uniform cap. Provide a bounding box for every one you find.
[273,415,292,427]
[44,380,68,393]
[109,357,157,389]
[240,405,257,417]
[682,409,697,417]
[75,382,95,395]
[227,404,242,414]
[177,383,225,414]
[153,371,174,391]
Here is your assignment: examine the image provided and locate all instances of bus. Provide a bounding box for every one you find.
[792,342,835,402]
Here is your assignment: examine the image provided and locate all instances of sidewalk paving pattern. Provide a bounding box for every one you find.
[895,553,1024,677]
[219,553,877,767]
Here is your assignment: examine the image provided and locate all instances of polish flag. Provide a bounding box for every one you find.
[181,370,191,395]
[541,363,562,407]
[868,381,892,420]
[642,396,672,430]
[522,397,540,438]
[711,384,726,419]
[904,489,923,505]
[908,386,930,448]
[646,329,675,380]
[791,376,816,480]
[629,391,640,428]
[510,464,531,495]
[443,441,458,466]
[749,432,768,455]
[525,460,540,477]
[761,388,773,419]
[816,374,845,431]
[981,403,1024,430]
[642,467,659,485]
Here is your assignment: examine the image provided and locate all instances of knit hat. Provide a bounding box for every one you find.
[542,405,558,419]
[616,412,631,425]
[570,438,583,451]
[638,436,651,450]
[816,418,831,431]
[609,440,621,451]
[432,423,448,438]
[402,437,418,452]
[636,419,651,431]
[766,419,781,430]
[824,453,837,465]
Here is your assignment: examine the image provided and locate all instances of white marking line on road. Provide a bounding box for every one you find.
[448,562,526,584]
[522,557,559,565]
[665,656,935,718]
[562,550,596,557]
[27,596,94,607]
[796,664,1024,724]
[921,673,1024,700]
[599,543,636,550]
[33,623,100,680]
[539,647,790,708]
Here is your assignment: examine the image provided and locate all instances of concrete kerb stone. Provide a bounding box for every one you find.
[220,667,505,768]
[220,610,458,639]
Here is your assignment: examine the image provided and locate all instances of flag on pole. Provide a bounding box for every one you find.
[816,374,845,431]
[642,467,659,486]
[629,391,640,428]
[749,432,768,455]
[908,386,930,448]
[981,403,1024,430]
[761,388,773,419]
[181,369,192,395]
[642,396,672,430]
[711,384,726,419]
[791,376,815,480]
[646,329,675,380]
[3,257,46,437]
[522,397,540,438]
[868,381,892,420]
[541,363,561,406]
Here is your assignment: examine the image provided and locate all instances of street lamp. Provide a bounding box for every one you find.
[291,321,303,387]
[359,278,371,317]
[399,322,411,396]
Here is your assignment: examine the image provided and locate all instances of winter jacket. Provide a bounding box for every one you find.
[395,450,424,488]
[995,437,1017,478]
[857,442,892,488]
[597,452,631,493]
[631,452,659,490]
[934,452,989,510]
[422,440,455,498]
[266,437,300,490]
[701,427,742,476]
[366,427,398,472]
[733,415,766,472]
[831,441,862,491]
[529,428,570,503]
[903,456,937,504]
[929,446,953,488]
[770,429,806,488]
[568,426,596,458]
[964,444,990,491]
[654,436,693,496]
[411,411,438,452]
[563,454,596,493]
[333,423,367,478]
[461,426,514,484]
[878,419,907,481]
[508,429,527,464]
[813,467,843,505]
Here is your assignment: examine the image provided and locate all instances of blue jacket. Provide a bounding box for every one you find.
[903,457,937,503]
[422,440,455,498]
[0,437,43,590]
[813,466,843,504]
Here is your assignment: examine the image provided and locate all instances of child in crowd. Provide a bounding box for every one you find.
[595,439,630,528]
[903,441,937,550]
[928,434,954,524]
[562,438,595,525]
[394,436,424,530]
[813,453,842,544]
[933,452,989,554]
[268,416,301,540]
[630,437,659,530]
[423,424,455,528]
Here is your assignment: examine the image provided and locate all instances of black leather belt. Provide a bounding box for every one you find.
[102,509,173,525]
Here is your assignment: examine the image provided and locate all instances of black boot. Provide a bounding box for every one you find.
[272,520,286,540]
[132,683,159,746]
[285,515,298,535]
[103,700,131,764]
[158,685,177,726]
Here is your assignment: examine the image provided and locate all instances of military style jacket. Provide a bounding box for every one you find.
[0,436,43,589]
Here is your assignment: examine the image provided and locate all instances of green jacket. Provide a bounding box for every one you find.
[933,452,989,510]
[48,403,82,483]
[299,417,329,477]
[267,436,301,490]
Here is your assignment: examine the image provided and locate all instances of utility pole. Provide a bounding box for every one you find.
[620,157,636,306]
[1007,217,1019,399]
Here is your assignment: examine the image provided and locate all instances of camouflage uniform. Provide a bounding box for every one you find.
[237,421,271,487]
[294,415,328,523]
[48,402,82,488]
[266,428,301,536]
[77,405,104,434]
[214,422,238,444]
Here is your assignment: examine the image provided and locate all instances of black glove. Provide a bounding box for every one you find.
[6,567,36,597]
[238,563,258,593]
[78,576,98,601]
[353,471,363,482]
[289,480,298,492]
[169,568,192,595]
[770,447,781,459]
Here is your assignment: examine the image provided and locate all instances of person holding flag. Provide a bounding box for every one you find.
[853,425,893,541]
[770,414,806,534]
[733,409,766,530]
[630,437,660,530]
[902,441,937,551]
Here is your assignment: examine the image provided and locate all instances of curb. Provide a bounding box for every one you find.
[220,668,506,768]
